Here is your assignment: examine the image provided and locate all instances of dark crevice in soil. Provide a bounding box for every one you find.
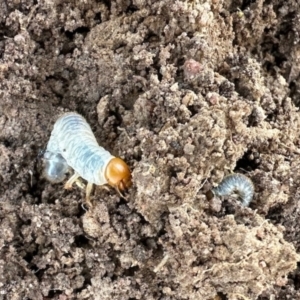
[124,265,139,277]
[265,205,284,224]
[240,0,257,10]
[125,4,139,14]
[64,26,90,39]
[48,290,63,298]
[235,150,261,172]
[101,0,111,10]
[73,235,90,248]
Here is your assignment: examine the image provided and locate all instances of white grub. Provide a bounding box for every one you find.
[211,173,254,207]
[44,112,114,185]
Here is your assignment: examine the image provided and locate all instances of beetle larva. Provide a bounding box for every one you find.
[209,173,254,206]
[44,112,132,206]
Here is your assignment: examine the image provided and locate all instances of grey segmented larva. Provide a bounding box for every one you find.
[43,112,132,206]
[210,173,254,206]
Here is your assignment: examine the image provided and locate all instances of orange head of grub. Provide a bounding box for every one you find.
[105,157,132,192]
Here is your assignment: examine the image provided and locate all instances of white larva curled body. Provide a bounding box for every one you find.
[43,112,132,206]
[45,112,114,185]
[211,173,254,206]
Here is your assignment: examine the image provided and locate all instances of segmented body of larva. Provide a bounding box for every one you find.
[44,112,132,206]
[211,173,254,206]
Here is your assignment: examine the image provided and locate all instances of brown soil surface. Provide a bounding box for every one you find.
[1,0,300,299]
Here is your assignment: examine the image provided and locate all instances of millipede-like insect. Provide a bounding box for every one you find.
[43,112,132,207]
[207,173,254,207]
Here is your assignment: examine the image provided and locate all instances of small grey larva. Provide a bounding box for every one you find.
[43,112,132,207]
[210,173,254,207]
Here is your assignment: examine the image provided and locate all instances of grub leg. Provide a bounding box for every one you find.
[85,182,94,208]
[64,172,80,190]
[75,178,86,190]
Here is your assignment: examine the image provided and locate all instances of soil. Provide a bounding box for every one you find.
[1,0,300,299]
